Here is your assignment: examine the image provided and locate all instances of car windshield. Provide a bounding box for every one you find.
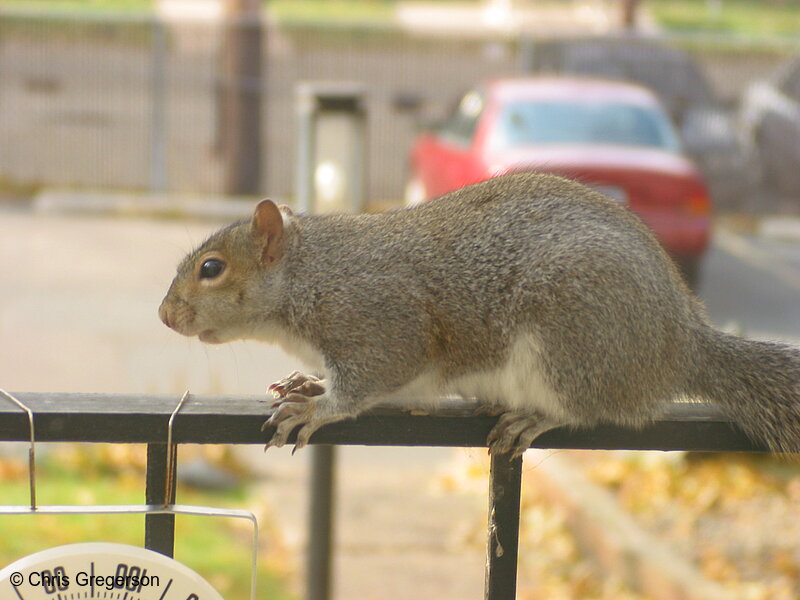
[491,100,681,152]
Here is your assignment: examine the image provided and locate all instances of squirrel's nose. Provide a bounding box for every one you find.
[158,300,173,329]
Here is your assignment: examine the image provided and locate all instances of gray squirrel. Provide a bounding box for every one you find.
[159,172,800,457]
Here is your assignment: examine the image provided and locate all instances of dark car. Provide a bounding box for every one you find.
[521,36,752,208]
[741,54,800,194]
[406,77,712,287]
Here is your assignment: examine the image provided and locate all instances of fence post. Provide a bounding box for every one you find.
[484,454,522,600]
[220,0,263,194]
[307,445,336,600]
[145,443,177,556]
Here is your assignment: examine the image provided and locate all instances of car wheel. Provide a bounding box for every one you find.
[404,176,427,206]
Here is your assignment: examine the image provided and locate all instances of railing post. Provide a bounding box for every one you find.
[484,454,523,600]
[306,444,336,600]
[145,442,177,556]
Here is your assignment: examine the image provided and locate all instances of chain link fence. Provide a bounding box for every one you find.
[0,9,798,207]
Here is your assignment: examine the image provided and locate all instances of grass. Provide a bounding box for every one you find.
[270,0,394,23]
[4,0,800,37]
[1,0,154,15]
[0,445,293,600]
[650,0,800,38]
[2,0,395,22]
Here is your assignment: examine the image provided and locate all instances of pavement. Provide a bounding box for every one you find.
[758,215,800,243]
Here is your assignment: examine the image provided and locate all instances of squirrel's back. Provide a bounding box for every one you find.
[288,173,710,427]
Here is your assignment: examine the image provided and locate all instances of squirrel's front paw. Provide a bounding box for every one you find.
[262,372,328,453]
[267,371,325,401]
[261,395,318,452]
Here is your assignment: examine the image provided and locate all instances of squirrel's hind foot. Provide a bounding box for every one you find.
[487,411,559,458]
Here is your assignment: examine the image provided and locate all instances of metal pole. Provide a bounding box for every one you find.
[307,445,336,600]
[145,443,177,556]
[484,454,522,600]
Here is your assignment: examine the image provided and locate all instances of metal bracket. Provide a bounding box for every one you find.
[0,389,36,510]
[0,389,259,600]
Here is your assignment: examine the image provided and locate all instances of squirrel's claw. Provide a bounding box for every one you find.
[262,371,341,454]
[263,414,324,455]
[267,371,324,400]
[293,421,325,453]
[262,375,328,452]
[487,411,559,458]
[262,393,311,449]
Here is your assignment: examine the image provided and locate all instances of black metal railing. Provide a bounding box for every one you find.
[0,393,766,600]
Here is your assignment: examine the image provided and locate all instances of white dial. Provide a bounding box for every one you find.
[1,542,225,600]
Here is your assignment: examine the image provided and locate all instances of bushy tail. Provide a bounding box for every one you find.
[691,327,800,454]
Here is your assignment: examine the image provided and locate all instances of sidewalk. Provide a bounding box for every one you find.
[759,215,800,243]
[242,445,488,600]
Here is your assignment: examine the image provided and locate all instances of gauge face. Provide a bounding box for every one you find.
[0,542,225,600]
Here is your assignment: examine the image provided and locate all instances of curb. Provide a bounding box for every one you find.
[758,216,800,243]
[32,189,393,220]
[34,189,264,222]
[525,451,736,600]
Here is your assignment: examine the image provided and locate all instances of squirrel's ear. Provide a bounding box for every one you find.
[252,199,285,266]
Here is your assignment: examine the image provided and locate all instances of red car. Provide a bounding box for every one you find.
[406,77,711,286]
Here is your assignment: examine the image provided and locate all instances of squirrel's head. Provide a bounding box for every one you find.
[159,199,293,344]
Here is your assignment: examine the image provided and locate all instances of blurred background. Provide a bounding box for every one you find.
[1,0,798,210]
[2,1,800,599]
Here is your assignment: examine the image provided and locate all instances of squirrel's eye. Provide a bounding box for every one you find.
[199,258,225,279]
